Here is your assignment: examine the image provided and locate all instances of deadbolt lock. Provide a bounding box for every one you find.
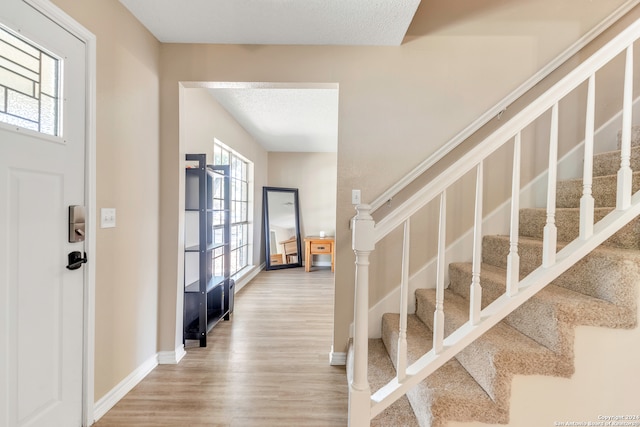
[69,205,86,243]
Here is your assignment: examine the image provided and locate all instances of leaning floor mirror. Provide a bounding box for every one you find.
[263,187,302,270]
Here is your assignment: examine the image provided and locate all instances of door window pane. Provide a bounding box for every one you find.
[0,26,61,136]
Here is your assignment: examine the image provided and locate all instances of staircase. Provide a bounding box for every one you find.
[367,132,640,426]
[347,16,640,427]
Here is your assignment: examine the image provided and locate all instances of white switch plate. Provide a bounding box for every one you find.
[351,189,361,205]
[101,208,116,228]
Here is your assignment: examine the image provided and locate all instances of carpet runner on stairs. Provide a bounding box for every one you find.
[365,130,640,426]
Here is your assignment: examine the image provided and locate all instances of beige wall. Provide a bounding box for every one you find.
[268,152,338,265]
[51,0,161,401]
[46,0,637,407]
[158,0,633,357]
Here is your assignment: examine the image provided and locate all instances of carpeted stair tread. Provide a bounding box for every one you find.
[368,338,420,427]
[415,289,566,405]
[482,235,640,310]
[616,124,640,148]
[381,314,506,427]
[555,170,640,209]
[356,129,640,426]
[518,207,640,249]
[448,262,636,354]
[592,143,640,177]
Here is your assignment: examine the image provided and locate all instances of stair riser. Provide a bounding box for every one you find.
[414,293,505,405]
[448,263,502,308]
[482,236,640,309]
[415,290,568,405]
[380,314,505,427]
[555,172,640,209]
[381,314,400,364]
[448,263,571,354]
[381,313,432,366]
[616,125,640,149]
[518,208,640,250]
[592,144,640,177]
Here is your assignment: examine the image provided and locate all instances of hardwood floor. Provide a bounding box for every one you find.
[94,267,348,427]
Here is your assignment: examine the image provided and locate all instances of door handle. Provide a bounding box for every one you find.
[66,251,88,270]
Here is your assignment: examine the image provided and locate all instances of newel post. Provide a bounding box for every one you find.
[349,204,375,427]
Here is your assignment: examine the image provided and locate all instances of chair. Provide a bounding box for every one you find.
[280,237,298,263]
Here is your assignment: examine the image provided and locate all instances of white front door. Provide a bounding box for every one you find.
[0,1,87,426]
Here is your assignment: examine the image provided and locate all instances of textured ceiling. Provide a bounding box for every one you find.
[118,0,421,46]
[207,84,339,153]
[121,1,421,152]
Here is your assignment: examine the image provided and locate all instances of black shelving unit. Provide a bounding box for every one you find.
[183,154,231,347]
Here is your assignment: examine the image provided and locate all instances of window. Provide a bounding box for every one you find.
[213,140,252,276]
[0,26,61,136]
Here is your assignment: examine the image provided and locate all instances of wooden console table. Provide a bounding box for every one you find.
[304,236,335,272]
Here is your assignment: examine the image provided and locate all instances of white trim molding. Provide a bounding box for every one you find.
[158,346,187,365]
[93,355,159,423]
[330,346,347,366]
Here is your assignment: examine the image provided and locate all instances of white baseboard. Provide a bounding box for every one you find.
[93,354,158,422]
[233,264,263,293]
[157,345,186,365]
[329,346,347,366]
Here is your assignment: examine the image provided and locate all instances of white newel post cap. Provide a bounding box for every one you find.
[352,204,375,252]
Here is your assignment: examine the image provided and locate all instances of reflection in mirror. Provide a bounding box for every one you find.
[263,187,302,270]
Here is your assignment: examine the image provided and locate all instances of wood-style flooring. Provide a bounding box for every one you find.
[94,267,348,427]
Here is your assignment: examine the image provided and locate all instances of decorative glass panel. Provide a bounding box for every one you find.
[0,28,38,57]
[0,111,38,131]
[40,95,57,135]
[40,54,57,96]
[0,67,33,95]
[0,57,38,81]
[0,26,61,136]
[7,90,38,121]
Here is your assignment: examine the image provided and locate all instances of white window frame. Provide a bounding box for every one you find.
[213,138,253,277]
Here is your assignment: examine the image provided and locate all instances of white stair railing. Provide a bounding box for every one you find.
[506,132,521,297]
[349,17,640,427]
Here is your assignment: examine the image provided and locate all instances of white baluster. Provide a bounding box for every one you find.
[617,44,634,210]
[397,219,410,382]
[543,103,559,268]
[349,204,374,427]
[580,74,596,239]
[470,162,483,325]
[506,133,521,297]
[433,191,446,354]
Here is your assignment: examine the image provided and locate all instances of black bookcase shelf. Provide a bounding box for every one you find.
[183,154,232,347]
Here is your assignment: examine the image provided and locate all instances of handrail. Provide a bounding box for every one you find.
[368,0,640,214]
[349,15,640,427]
[373,17,640,243]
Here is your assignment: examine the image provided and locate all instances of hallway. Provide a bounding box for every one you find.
[94,268,348,426]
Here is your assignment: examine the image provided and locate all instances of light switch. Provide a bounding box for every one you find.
[351,189,361,205]
[101,208,116,228]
